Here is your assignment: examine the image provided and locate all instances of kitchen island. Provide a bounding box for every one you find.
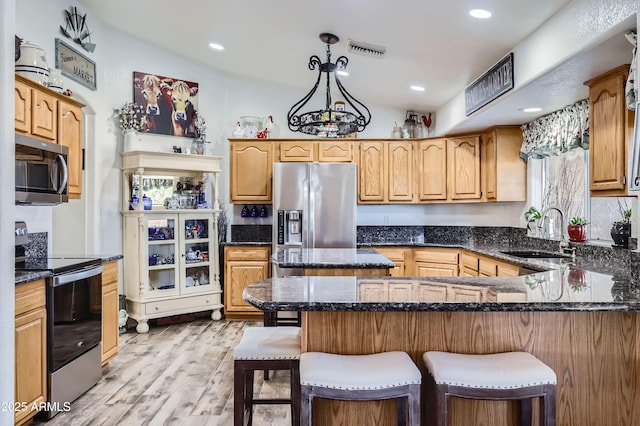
[243,267,640,425]
[272,247,395,276]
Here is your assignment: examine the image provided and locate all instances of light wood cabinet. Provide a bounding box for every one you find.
[358,140,414,203]
[417,138,447,201]
[101,261,119,366]
[358,279,414,302]
[482,126,527,201]
[279,141,315,162]
[14,79,31,133]
[317,140,353,162]
[371,247,410,276]
[417,136,482,202]
[31,89,57,141]
[58,102,83,199]
[15,279,47,426]
[229,140,273,203]
[584,65,635,196]
[224,246,271,319]
[15,75,85,199]
[448,135,481,200]
[414,248,459,277]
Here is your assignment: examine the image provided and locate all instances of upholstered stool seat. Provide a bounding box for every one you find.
[234,326,301,426]
[423,351,557,426]
[300,351,421,426]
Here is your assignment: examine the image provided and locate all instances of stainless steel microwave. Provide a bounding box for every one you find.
[15,133,69,205]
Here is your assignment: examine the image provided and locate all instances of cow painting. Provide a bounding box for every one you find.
[132,71,199,137]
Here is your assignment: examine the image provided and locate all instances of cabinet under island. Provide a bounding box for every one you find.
[243,269,640,425]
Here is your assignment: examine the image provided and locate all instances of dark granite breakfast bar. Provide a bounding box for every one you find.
[244,260,640,425]
[272,247,395,276]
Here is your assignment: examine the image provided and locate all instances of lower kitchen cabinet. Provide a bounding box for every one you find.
[101,261,119,366]
[123,212,223,333]
[461,250,521,277]
[224,246,271,320]
[14,279,47,426]
[372,247,410,276]
[414,248,459,277]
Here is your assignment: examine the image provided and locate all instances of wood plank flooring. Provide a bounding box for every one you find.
[34,317,293,426]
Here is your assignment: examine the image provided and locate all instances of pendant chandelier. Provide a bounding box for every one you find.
[287,33,372,137]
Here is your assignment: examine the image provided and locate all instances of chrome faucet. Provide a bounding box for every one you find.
[538,206,573,255]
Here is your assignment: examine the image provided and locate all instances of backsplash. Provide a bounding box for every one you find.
[25,232,47,258]
[357,226,424,244]
[230,225,272,243]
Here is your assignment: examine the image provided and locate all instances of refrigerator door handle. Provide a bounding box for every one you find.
[303,177,314,248]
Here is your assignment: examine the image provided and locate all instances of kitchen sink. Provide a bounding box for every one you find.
[500,250,571,259]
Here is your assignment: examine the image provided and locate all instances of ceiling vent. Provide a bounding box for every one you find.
[346,39,386,59]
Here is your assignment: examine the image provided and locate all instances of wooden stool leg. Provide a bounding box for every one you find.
[301,385,312,426]
[397,396,407,426]
[291,363,301,426]
[436,384,448,426]
[408,384,421,426]
[234,362,245,426]
[519,398,532,426]
[541,385,557,426]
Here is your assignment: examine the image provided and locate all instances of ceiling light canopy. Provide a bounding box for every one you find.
[287,33,371,137]
[410,85,425,92]
[469,9,492,19]
[208,42,225,51]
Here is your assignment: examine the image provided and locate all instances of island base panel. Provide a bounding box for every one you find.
[301,311,640,426]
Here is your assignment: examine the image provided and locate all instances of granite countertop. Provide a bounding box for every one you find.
[222,241,272,247]
[272,248,396,269]
[243,267,640,312]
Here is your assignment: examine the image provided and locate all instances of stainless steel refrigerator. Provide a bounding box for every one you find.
[272,162,357,276]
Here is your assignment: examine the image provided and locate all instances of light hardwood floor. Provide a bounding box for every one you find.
[34,317,293,426]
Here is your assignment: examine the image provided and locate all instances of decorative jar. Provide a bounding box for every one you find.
[15,41,49,85]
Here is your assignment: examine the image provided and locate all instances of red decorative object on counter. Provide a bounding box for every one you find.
[567,224,587,242]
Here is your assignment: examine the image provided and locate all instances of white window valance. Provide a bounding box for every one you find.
[519,99,589,162]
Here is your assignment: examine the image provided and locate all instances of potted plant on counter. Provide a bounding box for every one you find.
[567,217,588,243]
[611,200,632,248]
[524,206,543,237]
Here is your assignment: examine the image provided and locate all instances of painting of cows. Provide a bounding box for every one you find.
[133,71,199,137]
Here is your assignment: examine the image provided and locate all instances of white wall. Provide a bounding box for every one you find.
[436,0,638,135]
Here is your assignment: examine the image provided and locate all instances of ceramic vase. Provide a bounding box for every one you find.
[610,222,631,248]
[15,41,49,85]
[567,224,586,242]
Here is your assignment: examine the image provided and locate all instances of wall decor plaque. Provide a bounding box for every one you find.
[55,38,96,90]
[465,52,513,116]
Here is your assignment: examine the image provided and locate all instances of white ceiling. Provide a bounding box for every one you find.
[79,0,634,133]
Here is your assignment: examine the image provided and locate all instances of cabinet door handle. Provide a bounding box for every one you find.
[622,176,627,185]
[635,176,640,186]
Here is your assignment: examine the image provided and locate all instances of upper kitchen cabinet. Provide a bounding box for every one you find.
[584,65,635,196]
[229,139,273,203]
[448,135,481,201]
[416,136,481,202]
[15,74,85,199]
[482,126,527,202]
[277,140,354,163]
[416,138,447,201]
[358,140,414,203]
[58,102,83,199]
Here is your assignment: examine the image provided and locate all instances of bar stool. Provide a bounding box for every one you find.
[233,326,301,426]
[422,351,557,426]
[299,351,421,426]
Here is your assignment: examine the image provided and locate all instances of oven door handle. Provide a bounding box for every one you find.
[53,265,103,287]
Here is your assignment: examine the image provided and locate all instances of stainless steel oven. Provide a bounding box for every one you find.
[16,232,104,419]
[45,261,103,418]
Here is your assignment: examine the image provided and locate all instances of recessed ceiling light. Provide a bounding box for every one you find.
[208,42,225,51]
[410,85,425,92]
[519,107,542,113]
[469,9,492,19]
[337,70,349,77]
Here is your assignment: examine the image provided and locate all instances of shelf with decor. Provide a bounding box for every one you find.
[121,151,223,333]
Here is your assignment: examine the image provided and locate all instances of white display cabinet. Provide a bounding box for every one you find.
[121,151,223,333]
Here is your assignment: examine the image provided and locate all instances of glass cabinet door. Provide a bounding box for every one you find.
[180,214,213,294]
[145,216,179,298]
